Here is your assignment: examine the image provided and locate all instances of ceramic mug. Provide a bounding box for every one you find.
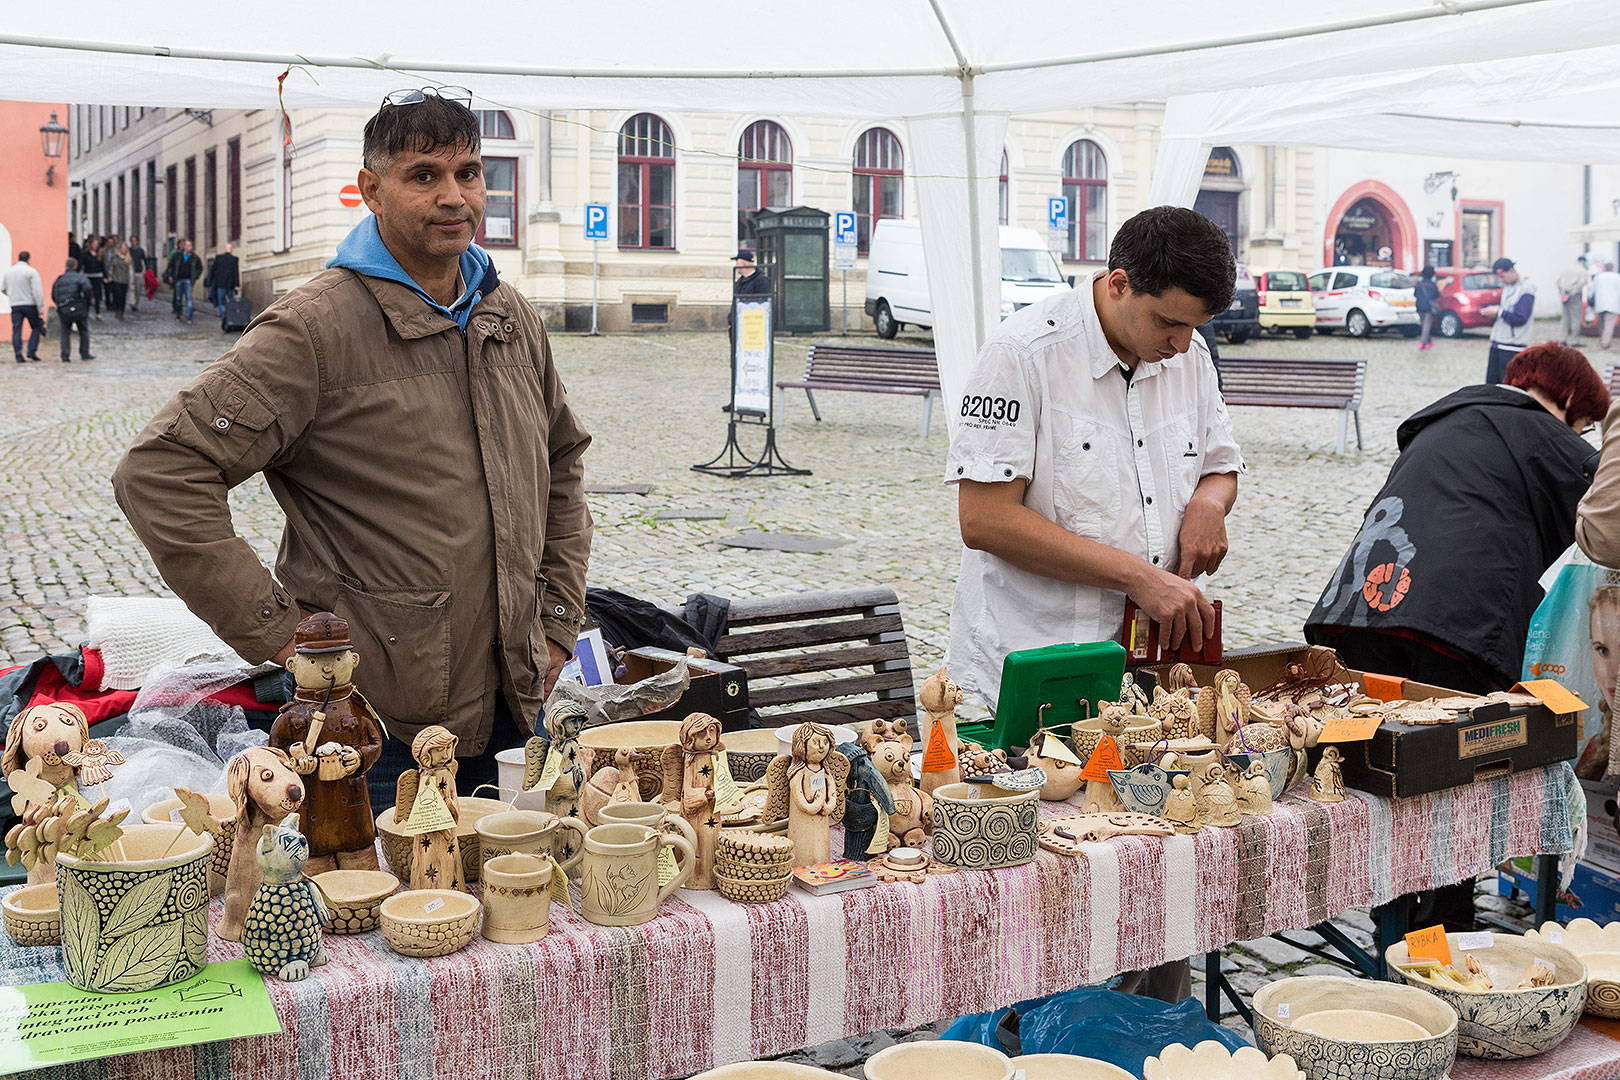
[480,853,553,944]
[474,810,587,877]
[596,801,699,850]
[579,823,693,927]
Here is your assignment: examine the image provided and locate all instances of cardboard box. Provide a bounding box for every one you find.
[620,647,751,731]
[1582,778,1620,876]
[1499,857,1620,926]
[1148,644,1580,800]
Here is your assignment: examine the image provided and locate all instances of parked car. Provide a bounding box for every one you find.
[1253,268,1316,339]
[1209,263,1260,344]
[863,220,1070,338]
[1307,266,1420,337]
[1433,267,1502,338]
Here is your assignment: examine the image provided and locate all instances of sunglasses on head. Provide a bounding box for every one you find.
[382,85,474,109]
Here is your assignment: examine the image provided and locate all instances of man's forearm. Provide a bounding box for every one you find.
[1192,471,1238,514]
[963,499,1150,596]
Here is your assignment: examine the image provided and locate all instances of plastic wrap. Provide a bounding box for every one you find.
[1018,987,1249,1070]
[544,658,692,728]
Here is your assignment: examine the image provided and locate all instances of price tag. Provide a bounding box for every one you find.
[170,808,184,823]
[537,749,562,791]
[1511,679,1589,715]
[422,897,445,915]
[1319,713,1384,743]
[401,781,456,835]
[1405,924,1453,967]
[1276,1003,1290,1019]
[104,798,132,820]
[810,774,825,791]
[1550,930,1565,945]
[868,800,891,855]
[546,855,573,906]
[1038,732,1082,766]
[714,751,744,810]
[1456,931,1494,951]
[657,844,679,887]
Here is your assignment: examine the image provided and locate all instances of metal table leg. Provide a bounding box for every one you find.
[1535,853,1561,928]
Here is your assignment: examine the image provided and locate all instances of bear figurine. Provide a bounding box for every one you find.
[242,813,329,982]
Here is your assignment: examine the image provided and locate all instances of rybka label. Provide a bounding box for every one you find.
[1458,715,1527,759]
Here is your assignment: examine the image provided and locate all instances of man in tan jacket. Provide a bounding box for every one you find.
[113,89,592,803]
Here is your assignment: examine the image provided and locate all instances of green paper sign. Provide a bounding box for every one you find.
[0,959,281,1072]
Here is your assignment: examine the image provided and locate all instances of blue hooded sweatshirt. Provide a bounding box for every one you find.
[326,215,498,331]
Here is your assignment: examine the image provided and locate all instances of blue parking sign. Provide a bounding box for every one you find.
[834,211,858,246]
[584,203,609,241]
[1048,197,1068,229]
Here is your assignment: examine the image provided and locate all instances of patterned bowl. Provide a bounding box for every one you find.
[579,720,685,800]
[930,783,1039,870]
[723,728,783,784]
[143,792,237,895]
[312,869,399,934]
[1107,762,1191,817]
[1524,919,1620,1018]
[1143,1041,1303,1080]
[1386,931,1587,1058]
[2,881,60,946]
[379,890,481,957]
[377,796,509,884]
[1253,976,1458,1080]
[1012,1052,1138,1079]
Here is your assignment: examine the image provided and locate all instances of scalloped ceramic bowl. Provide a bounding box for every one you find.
[1010,1053,1137,1079]
[1143,1041,1304,1080]
[1525,919,1620,1018]
[1387,930,1587,1058]
[2,881,60,946]
[312,869,399,934]
[692,1063,847,1079]
[1253,975,1458,1080]
[379,889,481,957]
[864,1041,1013,1080]
[377,795,508,883]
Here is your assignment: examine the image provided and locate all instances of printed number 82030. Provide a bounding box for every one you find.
[961,395,1021,423]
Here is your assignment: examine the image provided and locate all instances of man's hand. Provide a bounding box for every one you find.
[1481,305,1500,319]
[1126,563,1216,652]
[543,639,569,697]
[1176,495,1230,579]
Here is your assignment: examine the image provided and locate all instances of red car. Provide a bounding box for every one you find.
[1434,267,1502,338]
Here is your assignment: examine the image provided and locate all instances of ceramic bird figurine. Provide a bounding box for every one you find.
[242,814,328,982]
[1235,760,1273,817]
[918,667,964,796]
[1309,745,1347,803]
[1162,774,1198,834]
[582,747,646,827]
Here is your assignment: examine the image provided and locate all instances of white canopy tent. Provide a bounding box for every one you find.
[6,0,1620,419]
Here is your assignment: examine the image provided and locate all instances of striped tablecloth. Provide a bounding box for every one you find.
[0,763,1575,1080]
[1452,1018,1620,1080]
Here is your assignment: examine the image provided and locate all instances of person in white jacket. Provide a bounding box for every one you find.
[1593,262,1620,351]
[2,251,46,362]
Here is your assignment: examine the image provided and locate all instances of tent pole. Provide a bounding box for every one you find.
[961,71,986,350]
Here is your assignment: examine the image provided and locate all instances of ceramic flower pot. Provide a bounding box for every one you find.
[474,809,587,877]
[579,822,693,927]
[3,881,61,946]
[1526,918,1620,1018]
[312,869,399,934]
[379,889,481,957]
[143,791,236,896]
[864,1041,1014,1080]
[56,822,213,993]
[480,853,553,944]
[930,783,1039,870]
[376,795,507,883]
[1253,976,1457,1080]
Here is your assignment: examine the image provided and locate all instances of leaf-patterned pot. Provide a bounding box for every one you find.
[2,882,61,946]
[930,782,1039,870]
[1525,919,1620,1018]
[1386,931,1587,1058]
[143,792,237,896]
[56,823,213,994]
[1253,976,1457,1080]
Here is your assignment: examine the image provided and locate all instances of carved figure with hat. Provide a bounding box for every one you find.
[269,611,385,874]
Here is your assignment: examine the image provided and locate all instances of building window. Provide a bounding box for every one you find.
[275,144,293,253]
[92,187,100,235]
[737,119,791,246]
[204,149,218,250]
[853,127,903,254]
[122,107,130,130]
[998,149,1009,226]
[146,161,158,245]
[165,164,178,238]
[1460,204,1499,267]
[117,175,126,237]
[184,157,197,243]
[1062,139,1107,262]
[476,110,515,139]
[227,138,242,243]
[479,157,518,247]
[618,113,675,250]
[129,169,140,242]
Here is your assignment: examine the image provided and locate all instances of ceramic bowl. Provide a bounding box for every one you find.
[1142,1041,1303,1080]
[723,728,783,784]
[864,1040,1014,1080]
[579,720,685,800]
[1386,930,1587,1058]
[1221,747,1293,800]
[1524,919,1620,1018]
[714,869,792,904]
[1011,1053,1137,1080]
[379,889,481,957]
[377,795,508,883]
[693,1063,847,1078]
[2,881,60,946]
[930,782,1039,870]
[1121,738,1220,769]
[312,869,399,934]
[142,791,237,894]
[1071,715,1162,763]
[773,723,858,758]
[1253,975,1458,1080]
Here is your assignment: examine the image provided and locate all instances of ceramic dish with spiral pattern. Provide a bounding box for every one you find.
[1525,919,1620,1018]
[1253,976,1458,1080]
[929,782,1039,870]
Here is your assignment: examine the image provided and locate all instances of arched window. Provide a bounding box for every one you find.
[1062,139,1107,262]
[476,111,515,139]
[475,111,518,247]
[852,127,903,254]
[618,113,675,250]
[738,120,792,245]
[998,149,1010,226]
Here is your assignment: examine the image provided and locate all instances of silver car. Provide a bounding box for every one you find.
[1307,266,1421,338]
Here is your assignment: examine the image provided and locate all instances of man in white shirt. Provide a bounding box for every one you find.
[1556,255,1589,346]
[946,206,1245,714]
[1593,261,1620,350]
[3,251,47,363]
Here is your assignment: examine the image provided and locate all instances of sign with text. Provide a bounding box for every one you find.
[832,243,857,271]
[1404,924,1454,967]
[732,298,774,415]
[834,211,858,246]
[584,203,609,241]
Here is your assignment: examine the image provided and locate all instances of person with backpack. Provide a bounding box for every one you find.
[50,258,94,362]
[1414,265,1442,350]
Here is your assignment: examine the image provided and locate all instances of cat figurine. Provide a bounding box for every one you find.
[242,813,329,982]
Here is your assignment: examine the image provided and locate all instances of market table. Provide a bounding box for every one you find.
[0,763,1575,1080]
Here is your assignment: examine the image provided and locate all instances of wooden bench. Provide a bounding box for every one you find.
[713,586,919,736]
[775,344,943,438]
[1216,356,1367,453]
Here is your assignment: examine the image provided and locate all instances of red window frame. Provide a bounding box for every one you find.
[165,164,177,238]
[477,156,519,248]
[227,138,242,243]
[1062,139,1107,263]
[853,127,903,254]
[618,113,676,251]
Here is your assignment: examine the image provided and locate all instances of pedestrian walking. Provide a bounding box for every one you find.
[49,258,93,362]
[1558,255,1589,345]
[164,239,203,322]
[1594,262,1620,351]
[127,235,147,311]
[80,237,105,319]
[1414,265,1441,350]
[1481,257,1537,385]
[3,251,46,362]
[105,241,131,320]
[205,242,240,316]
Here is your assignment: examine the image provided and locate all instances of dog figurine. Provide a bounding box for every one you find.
[243,813,328,982]
[3,701,91,795]
[218,746,305,942]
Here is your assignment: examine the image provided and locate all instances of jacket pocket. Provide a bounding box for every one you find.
[527,571,550,699]
[1051,410,1119,539]
[335,581,451,732]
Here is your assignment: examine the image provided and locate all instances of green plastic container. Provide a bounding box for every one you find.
[956,640,1127,753]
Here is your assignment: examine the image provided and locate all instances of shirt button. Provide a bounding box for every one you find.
[214,417,231,431]
[387,635,398,645]
[1003,468,1013,478]
[1152,556,1160,565]
[1082,442,1091,451]
[1137,439,1144,447]
[1146,496,1154,505]
[957,466,964,475]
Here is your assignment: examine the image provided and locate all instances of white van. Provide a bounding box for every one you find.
[862,220,1070,339]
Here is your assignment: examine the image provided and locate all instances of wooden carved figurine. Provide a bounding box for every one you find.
[765,722,850,867]
[1190,759,1241,827]
[1031,730,1085,801]
[1309,745,1347,803]
[219,746,306,942]
[534,699,588,823]
[1196,670,1252,745]
[870,740,930,849]
[395,726,463,891]
[662,713,724,889]
[1235,761,1273,817]
[4,701,91,799]
[582,747,646,827]
[838,744,896,861]
[1079,707,1128,813]
[269,612,384,875]
[1162,775,1198,833]
[858,716,914,755]
[243,813,329,982]
[918,667,964,796]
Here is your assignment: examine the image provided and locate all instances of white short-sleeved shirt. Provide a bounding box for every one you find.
[944,277,1245,710]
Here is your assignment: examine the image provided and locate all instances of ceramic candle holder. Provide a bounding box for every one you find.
[480,853,553,944]
[930,782,1039,870]
[474,809,587,876]
[578,822,692,926]
[379,889,481,957]
[2,881,60,946]
[143,791,237,896]
[1253,975,1458,1080]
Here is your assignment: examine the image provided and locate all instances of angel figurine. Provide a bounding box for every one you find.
[533,699,589,824]
[661,712,724,890]
[764,722,849,867]
[1197,669,1251,746]
[395,726,463,891]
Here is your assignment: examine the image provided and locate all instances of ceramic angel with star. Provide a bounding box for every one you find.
[662,712,725,889]
[394,725,463,891]
[764,721,850,867]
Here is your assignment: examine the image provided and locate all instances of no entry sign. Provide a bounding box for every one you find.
[339,184,363,208]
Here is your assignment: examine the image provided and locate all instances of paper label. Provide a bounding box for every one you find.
[104,798,132,820]
[1458,715,1527,759]
[422,897,445,915]
[1080,735,1124,782]
[537,749,562,791]
[810,774,825,792]
[868,801,891,855]
[400,781,456,836]
[1456,931,1494,950]
[657,844,678,888]
[67,787,93,812]
[714,751,743,810]
[547,855,573,906]
[1276,1003,1290,1019]
[1406,924,1453,967]
[1319,713,1384,743]
[922,722,958,772]
[1511,679,1590,715]
[169,808,183,823]
[1550,930,1565,945]
[1038,732,1082,766]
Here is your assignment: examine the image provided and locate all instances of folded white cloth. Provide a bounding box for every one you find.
[85,595,249,690]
